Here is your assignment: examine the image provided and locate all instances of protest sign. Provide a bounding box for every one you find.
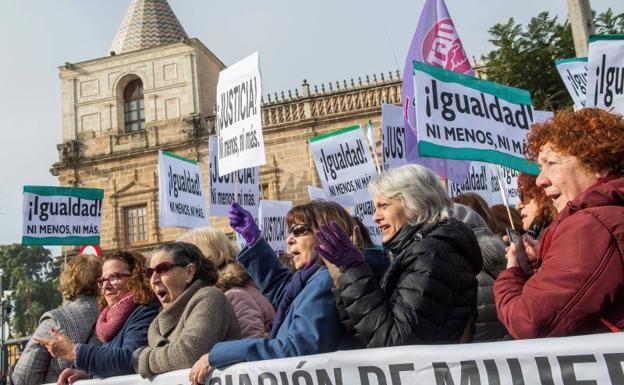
[587,35,624,114]
[258,200,292,254]
[309,125,378,207]
[22,186,103,246]
[63,332,624,385]
[208,136,259,218]
[216,52,265,176]
[352,189,382,246]
[307,185,327,201]
[381,104,408,171]
[158,151,208,229]
[413,61,539,175]
[555,57,588,110]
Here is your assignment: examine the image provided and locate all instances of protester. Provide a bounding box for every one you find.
[178,227,275,338]
[316,165,482,347]
[188,201,357,385]
[51,251,158,384]
[489,204,523,236]
[452,193,497,232]
[11,255,101,385]
[516,173,556,236]
[134,242,240,378]
[495,108,624,338]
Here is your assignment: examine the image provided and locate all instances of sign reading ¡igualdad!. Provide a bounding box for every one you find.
[555,57,588,110]
[22,186,103,246]
[586,35,624,115]
[309,125,378,207]
[158,151,208,229]
[413,61,539,175]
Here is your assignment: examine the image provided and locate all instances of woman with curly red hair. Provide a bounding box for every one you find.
[495,108,624,339]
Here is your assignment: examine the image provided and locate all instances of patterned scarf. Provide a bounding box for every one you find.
[270,264,320,339]
[95,293,137,342]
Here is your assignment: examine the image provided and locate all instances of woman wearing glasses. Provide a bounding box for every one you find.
[135,242,240,378]
[189,201,359,385]
[38,251,158,384]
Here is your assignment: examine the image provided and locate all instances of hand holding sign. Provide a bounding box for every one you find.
[229,202,260,247]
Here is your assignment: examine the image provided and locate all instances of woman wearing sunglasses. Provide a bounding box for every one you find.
[134,242,240,378]
[189,201,359,385]
[45,251,158,384]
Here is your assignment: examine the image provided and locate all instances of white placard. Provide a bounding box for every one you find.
[216,52,266,176]
[22,186,103,246]
[258,200,292,254]
[413,61,538,175]
[308,125,378,207]
[158,151,208,229]
[307,185,327,201]
[555,57,588,110]
[208,136,259,218]
[587,35,624,114]
[381,104,408,171]
[352,189,382,246]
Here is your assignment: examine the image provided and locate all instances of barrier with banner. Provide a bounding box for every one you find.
[59,332,624,385]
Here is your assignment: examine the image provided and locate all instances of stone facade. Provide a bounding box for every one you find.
[51,37,402,255]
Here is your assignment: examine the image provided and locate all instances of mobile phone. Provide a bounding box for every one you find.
[505,227,533,276]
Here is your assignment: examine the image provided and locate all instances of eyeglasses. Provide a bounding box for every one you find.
[96,272,131,288]
[144,262,185,279]
[288,224,312,238]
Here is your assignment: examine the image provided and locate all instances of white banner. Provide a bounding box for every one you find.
[22,186,103,246]
[216,52,266,176]
[352,189,382,246]
[158,151,208,229]
[60,332,624,385]
[208,136,259,218]
[307,185,327,201]
[381,104,408,171]
[309,125,378,207]
[258,200,292,254]
[413,61,538,174]
[587,35,624,114]
[555,57,588,110]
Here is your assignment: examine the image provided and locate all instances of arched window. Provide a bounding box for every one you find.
[123,79,145,132]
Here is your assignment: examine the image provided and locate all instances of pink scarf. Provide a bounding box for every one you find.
[95,293,137,342]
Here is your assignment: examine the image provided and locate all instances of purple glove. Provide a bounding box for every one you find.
[228,202,261,247]
[314,222,363,268]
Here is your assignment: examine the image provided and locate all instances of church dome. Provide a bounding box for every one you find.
[109,0,188,55]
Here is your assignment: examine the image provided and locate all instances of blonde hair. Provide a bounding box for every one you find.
[59,254,102,301]
[177,227,238,269]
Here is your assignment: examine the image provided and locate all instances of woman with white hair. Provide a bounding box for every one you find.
[317,164,482,347]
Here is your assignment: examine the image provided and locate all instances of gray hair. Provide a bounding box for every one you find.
[368,164,451,225]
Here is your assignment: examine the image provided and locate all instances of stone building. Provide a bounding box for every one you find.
[50,0,401,254]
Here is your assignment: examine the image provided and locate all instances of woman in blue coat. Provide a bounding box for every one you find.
[189,201,360,384]
[37,250,158,383]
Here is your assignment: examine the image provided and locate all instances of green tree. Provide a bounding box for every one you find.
[0,244,61,337]
[482,8,624,111]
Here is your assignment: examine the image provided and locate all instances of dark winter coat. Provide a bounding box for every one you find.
[334,218,483,348]
[495,176,624,338]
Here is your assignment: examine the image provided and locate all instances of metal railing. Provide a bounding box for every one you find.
[2,337,30,385]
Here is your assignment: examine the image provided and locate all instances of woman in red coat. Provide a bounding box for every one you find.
[495,108,624,339]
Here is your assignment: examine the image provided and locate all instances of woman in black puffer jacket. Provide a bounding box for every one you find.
[316,165,483,347]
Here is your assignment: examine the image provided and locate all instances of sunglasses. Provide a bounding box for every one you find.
[96,272,131,288]
[288,224,312,238]
[144,262,185,279]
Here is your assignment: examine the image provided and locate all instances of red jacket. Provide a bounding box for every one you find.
[494,176,624,339]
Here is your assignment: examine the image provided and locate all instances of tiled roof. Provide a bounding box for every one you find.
[109,0,188,55]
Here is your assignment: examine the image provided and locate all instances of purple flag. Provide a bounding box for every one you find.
[402,0,473,181]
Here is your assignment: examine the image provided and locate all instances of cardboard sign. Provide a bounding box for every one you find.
[381,104,409,171]
[555,57,588,110]
[309,125,378,207]
[216,52,266,176]
[586,35,624,114]
[352,189,382,246]
[258,200,292,254]
[22,186,103,245]
[413,61,538,174]
[208,136,259,218]
[158,151,208,229]
[307,185,327,201]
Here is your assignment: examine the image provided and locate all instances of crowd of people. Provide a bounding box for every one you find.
[10,108,624,385]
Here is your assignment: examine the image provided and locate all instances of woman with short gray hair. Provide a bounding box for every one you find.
[317,164,483,347]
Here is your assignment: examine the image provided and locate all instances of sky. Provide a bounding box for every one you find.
[0,0,621,247]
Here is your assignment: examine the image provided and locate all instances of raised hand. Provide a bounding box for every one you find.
[315,222,363,269]
[34,329,76,361]
[228,202,260,247]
